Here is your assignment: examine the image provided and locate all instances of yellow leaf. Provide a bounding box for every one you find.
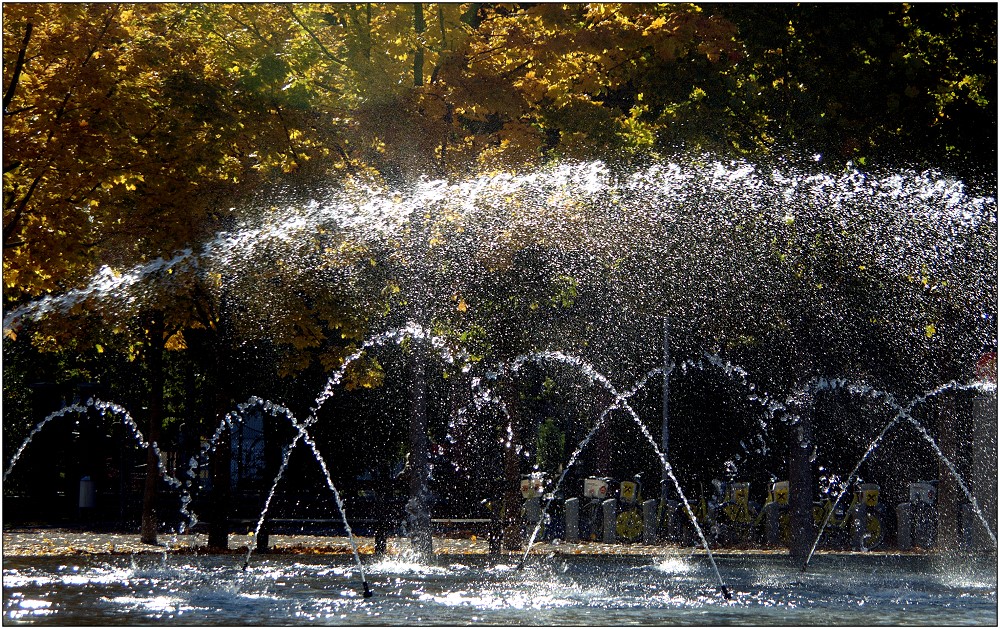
[165,331,187,351]
[457,299,468,312]
[925,323,936,338]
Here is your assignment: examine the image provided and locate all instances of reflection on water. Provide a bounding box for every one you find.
[3,554,996,625]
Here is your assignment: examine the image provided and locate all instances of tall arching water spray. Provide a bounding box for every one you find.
[4,399,190,527]
[482,351,731,599]
[501,348,788,576]
[7,158,994,354]
[237,323,467,593]
[512,363,665,565]
[3,157,995,613]
[225,397,368,591]
[801,377,999,569]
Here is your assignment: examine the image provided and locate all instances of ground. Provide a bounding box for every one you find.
[2,527,924,559]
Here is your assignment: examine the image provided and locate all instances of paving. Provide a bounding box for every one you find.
[1,527,920,559]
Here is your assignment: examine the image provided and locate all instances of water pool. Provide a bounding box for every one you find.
[3,553,996,625]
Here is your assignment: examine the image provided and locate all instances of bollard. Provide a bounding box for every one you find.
[763,502,782,546]
[642,499,658,544]
[256,524,270,554]
[524,497,541,524]
[664,500,682,541]
[565,498,579,542]
[78,476,96,509]
[524,497,541,542]
[602,499,617,543]
[912,502,936,548]
[896,503,912,550]
[850,503,867,550]
[909,482,937,549]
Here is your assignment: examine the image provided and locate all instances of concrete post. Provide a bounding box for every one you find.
[565,498,579,542]
[850,503,866,550]
[602,499,617,543]
[665,500,683,541]
[764,502,782,547]
[913,504,936,549]
[896,503,912,550]
[524,497,541,540]
[78,476,96,509]
[642,499,658,544]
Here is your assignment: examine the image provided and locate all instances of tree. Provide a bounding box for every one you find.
[718,3,997,174]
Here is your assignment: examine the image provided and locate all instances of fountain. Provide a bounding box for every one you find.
[3,157,997,624]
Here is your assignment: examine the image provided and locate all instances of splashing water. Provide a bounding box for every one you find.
[2,157,995,609]
[487,351,730,598]
[803,378,999,568]
[4,399,189,527]
[240,323,465,592]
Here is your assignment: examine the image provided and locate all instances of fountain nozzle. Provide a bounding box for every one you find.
[362,581,374,598]
[720,585,732,600]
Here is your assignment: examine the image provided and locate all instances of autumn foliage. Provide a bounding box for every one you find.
[5,3,994,310]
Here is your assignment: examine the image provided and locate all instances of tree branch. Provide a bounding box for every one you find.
[3,169,44,249]
[285,5,347,68]
[3,21,33,114]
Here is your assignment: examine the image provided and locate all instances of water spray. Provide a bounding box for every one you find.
[801,378,998,571]
[500,351,732,599]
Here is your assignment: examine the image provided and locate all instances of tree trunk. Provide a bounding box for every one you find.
[936,398,960,550]
[412,3,425,87]
[140,312,165,545]
[206,433,231,549]
[501,382,523,551]
[660,316,671,504]
[971,389,998,549]
[788,392,815,561]
[406,346,433,557]
[206,322,232,550]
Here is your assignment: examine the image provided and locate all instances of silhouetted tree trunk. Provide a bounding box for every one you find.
[406,346,433,556]
[412,3,425,87]
[203,311,232,551]
[936,398,960,550]
[502,382,522,551]
[206,423,231,549]
[661,316,671,503]
[788,391,815,561]
[206,360,232,550]
[140,312,166,545]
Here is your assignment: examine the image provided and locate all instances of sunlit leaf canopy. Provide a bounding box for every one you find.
[2,2,996,395]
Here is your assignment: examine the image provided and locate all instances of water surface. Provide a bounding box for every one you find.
[3,553,996,625]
